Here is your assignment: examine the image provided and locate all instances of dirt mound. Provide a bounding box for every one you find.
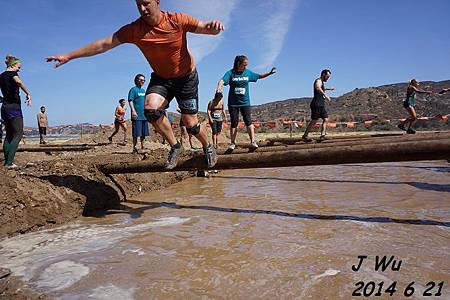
[0,131,200,299]
[0,143,192,239]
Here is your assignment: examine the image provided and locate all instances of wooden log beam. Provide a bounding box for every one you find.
[0,146,94,153]
[99,139,450,174]
[39,144,89,148]
[264,131,446,146]
[38,142,110,148]
[219,133,450,155]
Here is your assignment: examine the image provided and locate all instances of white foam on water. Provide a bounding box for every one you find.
[87,284,135,300]
[36,261,89,291]
[121,248,146,256]
[57,284,135,300]
[438,225,450,232]
[0,217,190,291]
[313,269,340,280]
[299,269,341,298]
[346,220,377,228]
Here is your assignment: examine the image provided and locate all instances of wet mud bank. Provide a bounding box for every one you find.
[0,148,192,299]
[0,149,191,239]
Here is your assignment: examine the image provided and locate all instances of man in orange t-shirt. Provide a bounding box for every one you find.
[47,0,224,170]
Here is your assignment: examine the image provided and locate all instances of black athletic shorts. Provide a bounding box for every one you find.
[403,101,414,109]
[229,106,252,128]
[39,126,47,135]
[146,69,199,115]
[210,120,223,135]
[310,105,328,120]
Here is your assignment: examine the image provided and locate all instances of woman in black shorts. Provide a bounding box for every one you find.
[216,55,276,150]
[207,92,227,148]
[0,55,32,169]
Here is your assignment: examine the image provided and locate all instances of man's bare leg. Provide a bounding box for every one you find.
[303,119,317,140]
[246,124,255,143]
[321,118,328,137]
[144,93,177,146]
[230,127,238,145]
[181,114,208,148]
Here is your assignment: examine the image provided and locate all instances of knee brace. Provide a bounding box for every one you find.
[186,123,201,135]
[144,109,164,123]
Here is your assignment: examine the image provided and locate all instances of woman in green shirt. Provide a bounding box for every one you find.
[398,79,432,134]
[216,55,276,150]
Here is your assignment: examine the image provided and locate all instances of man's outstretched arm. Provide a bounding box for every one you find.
[194,20,225,35]
[46,34,122,68]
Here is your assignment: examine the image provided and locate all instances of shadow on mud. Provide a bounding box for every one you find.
[41,175,122,216]
[121,200,450,228]
[346,164,450,174]
[213,175,450,193]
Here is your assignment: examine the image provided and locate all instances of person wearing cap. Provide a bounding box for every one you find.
[207,91,227,148]
[0,55,32,169]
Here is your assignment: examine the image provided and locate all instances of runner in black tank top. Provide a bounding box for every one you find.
[302,69,334,142]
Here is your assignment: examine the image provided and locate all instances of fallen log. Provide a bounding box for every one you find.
[99,139,450,174]
[265,131,445,146]
[0,146,94,153]
[39,142,110,148]
[39,143,89,148]
[219,133,450,155]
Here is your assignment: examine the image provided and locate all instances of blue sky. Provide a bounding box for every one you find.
[1,0,449,126]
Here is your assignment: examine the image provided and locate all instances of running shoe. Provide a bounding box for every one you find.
[397,123,406,131]
[132,147,139,154]
[406,128,416,134]
[302,135,313,142]
[228,143,236,150]
[204,144,218,168]
[319,135,329,141]
[249,141,259,150]
[164,144,183,170]
[6,163,19,170]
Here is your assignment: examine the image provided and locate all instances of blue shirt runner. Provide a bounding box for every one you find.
[222,69,259,107]
[128,86,146,121]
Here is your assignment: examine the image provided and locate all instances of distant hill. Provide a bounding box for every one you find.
[20,80,449,135]
[251,80,450,122]
[23,123,98,136]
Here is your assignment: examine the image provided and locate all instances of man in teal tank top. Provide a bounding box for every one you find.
[129,74,149,153]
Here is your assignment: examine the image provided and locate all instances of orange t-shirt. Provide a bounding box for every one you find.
[116,11,199,79]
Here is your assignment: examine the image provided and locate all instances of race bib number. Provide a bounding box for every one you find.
[234,87,246,95]
[212,112,222,119]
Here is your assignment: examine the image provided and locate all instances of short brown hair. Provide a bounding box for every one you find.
[321,69,331,76]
